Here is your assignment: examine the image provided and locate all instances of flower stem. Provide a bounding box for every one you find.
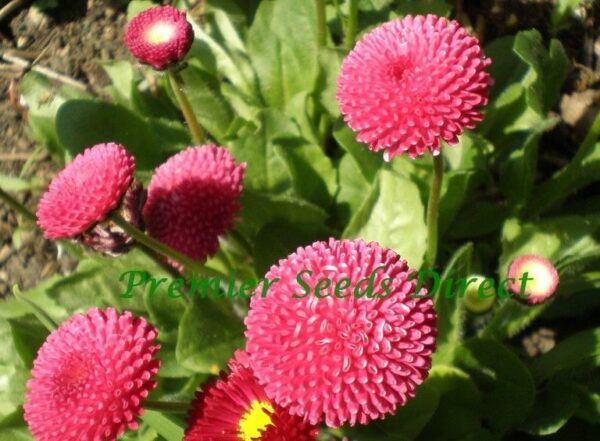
[0,187,36,223]
[168,69,204,144]
[110,213,226,279]
[316,0,327,47]
[144,400,189,413]
[424,154,444,269]
[345,0,359,50]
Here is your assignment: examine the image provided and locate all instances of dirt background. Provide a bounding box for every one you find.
[0,0,128,296]
[0,0,599,299]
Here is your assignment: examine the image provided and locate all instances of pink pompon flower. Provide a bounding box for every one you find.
[124,5,194,70]
[24,308,161,441]
[143,145,245,267]
[245,239,437,428]
[36,143,135,240]
[337,14,491,160]
[507,255,560,305]
[184,351,318,441]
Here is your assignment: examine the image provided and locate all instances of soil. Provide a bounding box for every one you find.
[0,0,129,297]
[0,0,598,300]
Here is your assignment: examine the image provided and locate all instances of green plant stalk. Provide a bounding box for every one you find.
[168,69,204,144]
[144,400,189,413]
[316,0,327,47]
[0,187,36,223]
[110,213,226,279]
[424,154,444,269]
[345,0,359,50]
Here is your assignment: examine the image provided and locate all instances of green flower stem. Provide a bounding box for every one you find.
[345,0,359,50]
[168,69,204,144]
[316,0,327,47]
[0,187,36,223]
[424,153,444,269]
[144,400,189,413]
[110,213,226,279]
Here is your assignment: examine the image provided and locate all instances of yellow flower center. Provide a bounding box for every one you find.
[238,400,274,441]
[145,22,176,45]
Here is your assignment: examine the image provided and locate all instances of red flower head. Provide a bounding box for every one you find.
[36,143,135,240]
[124,5,194,70]
[143,145,245,267]
[184,351,318,441]
[337,14,491,159]
[24,308,161,441]
[507,255,560,304]
[245,239,437,428]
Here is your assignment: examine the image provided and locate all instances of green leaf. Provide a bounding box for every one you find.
[0,175,43,193]
[529,114,600,215]
[521,379,581,435]
[433,243,473,364]
[439,170,479,235]
[19,72,89,162]
[0,321,29,419]
[454,338,535,434]
[238,190,329,241]
[577,387,600,424]
[12,286,58,332]
[499,216,600,277]
[254,221,333,276]
[98,59,135,107]
[343,169,427,268]
[419,366,482,441]
[56,100,189,170]
[247,0,319,108]
[317,48,344,117]
[187,10,258,99]
[532,327,600,381]
[333,120,383,182]
[551,0,586,33]
[141,410,184,441]
[345,381,439,440]
[447,201,508,239]
[229,110,296,193]
[176,303,245,373]
[8,316,48,368]
[395,0,451,15]
[481,300,550,341]
[179,64,235,142]
[334,154,372,228]
[481,31,568,150]
[499,117,558,212]
[126,1,154,21]
[273,140,337,208]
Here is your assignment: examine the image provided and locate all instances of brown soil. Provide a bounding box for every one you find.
[0,0,129,297]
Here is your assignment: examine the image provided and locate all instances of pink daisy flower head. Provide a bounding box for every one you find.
[124,5,194,70]
[245,239,437,428]
[143,145,246,267]
[36,143,135,240]
[184,351,318,441]
[24,308,161,441]
[507,255,560,305]
[337,14,491,159]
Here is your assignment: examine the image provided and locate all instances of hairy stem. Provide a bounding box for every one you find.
[345,0,359,50]
[0,187,36,223]
[144,400,190,413]
[316,0,327,47]
[168,69,204,144]
[424,154,444,269]
[110,213,226,279]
